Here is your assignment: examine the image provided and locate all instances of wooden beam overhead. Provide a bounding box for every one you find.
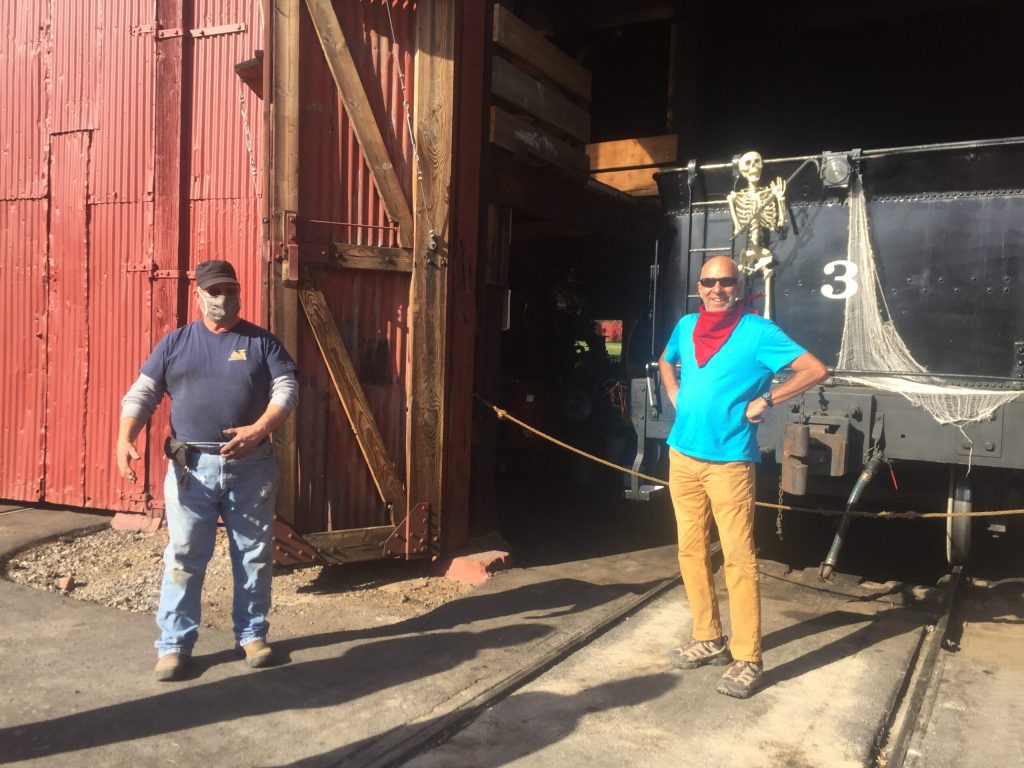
[332,243,413,272]
[490,106,590,173]
[407,0,455,530]
[491,55,590,144]
[492,4,591,103]
[304,0,414,246]
[299,288,406,524]
[590,167,662,196]
[586,134,678,171]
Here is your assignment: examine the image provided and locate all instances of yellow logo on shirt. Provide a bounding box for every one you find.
[229,349,247,361]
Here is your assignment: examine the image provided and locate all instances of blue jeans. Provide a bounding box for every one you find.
[156,442,278,656]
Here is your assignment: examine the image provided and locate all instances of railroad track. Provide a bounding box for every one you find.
[872,565,964,768]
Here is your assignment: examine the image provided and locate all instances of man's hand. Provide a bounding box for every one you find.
[221,423,268,460]
[745,397,769,424]
[116,417,146,484]
[116,438,141,483]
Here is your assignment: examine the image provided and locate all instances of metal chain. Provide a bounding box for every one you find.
[776,473,785,541]
[238,86,260,199]
[383,0,432,219]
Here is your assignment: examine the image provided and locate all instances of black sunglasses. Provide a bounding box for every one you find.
[698,277,739,288]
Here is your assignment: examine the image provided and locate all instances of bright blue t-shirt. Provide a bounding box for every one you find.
[141,319,297,443]
[663,313,806,462]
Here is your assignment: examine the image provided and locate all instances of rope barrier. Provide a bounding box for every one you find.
[475,394,1024,521]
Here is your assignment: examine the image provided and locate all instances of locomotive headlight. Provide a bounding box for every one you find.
[821,152,852,188]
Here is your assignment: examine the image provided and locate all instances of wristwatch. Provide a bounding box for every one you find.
[761,391,774,408]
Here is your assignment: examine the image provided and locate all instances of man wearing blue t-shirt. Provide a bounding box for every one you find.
[660,255,827,698]
[116,260,298,682]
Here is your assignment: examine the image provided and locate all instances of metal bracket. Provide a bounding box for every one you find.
[133,23,246,39]
[383,502,432,559]
[1013,340,1024,379]
[271,515,323,567]
[282,211,299,286]
[125,263,192,280]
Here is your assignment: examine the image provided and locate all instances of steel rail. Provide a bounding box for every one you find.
[871,566,963,767]
[352,544,721,768]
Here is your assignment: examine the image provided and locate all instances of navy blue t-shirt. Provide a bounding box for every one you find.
[141,319,297,443]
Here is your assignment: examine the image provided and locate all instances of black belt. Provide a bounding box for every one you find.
[187,444,224,455]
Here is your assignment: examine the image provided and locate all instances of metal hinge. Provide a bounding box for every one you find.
[125,263,193,280]
[131,23,246,39]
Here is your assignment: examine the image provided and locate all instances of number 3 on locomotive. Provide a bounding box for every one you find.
[821,259,859,299]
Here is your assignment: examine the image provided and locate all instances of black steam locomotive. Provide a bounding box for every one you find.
[627,138,1024,575]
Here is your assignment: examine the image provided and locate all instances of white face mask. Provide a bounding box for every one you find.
[198,288,241,324]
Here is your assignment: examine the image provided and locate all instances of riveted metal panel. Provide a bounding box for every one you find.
[190,0,264,202]
[85,201,155,511]
[44,132,91,507]
[51,0,101,134]
[89,0,156,204]
[0,1,48,200]
[0,200,48,500]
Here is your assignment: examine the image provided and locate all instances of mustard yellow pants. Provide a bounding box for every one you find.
[668,449,762,663]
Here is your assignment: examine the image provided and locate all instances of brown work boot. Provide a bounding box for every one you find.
[154,652,188,682]
[716,660,764,699]
[241,639,274,668]
[666,637,731,670]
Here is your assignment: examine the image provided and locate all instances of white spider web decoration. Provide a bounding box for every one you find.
[833,175,1019,426]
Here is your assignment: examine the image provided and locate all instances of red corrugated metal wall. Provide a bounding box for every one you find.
[0,0,264,513]
[293,0,416,533]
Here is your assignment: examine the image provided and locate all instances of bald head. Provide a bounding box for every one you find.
[700,256,740,280]
[697,256,742,312]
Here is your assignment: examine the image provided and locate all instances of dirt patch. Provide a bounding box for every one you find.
[3,527,477,637]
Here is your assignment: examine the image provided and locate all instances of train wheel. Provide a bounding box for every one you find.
[946,473,972,565]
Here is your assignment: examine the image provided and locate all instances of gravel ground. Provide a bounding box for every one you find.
[2,527,476,637]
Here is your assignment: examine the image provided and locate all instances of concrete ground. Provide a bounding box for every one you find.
[407,566,938,768]
[0,505,1009,768]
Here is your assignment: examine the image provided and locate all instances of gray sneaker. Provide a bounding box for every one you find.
[716,660,764,699]
[666,637,731,670]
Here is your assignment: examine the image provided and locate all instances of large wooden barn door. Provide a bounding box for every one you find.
[268,0,481,564]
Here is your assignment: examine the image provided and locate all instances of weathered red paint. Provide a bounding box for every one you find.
[291,1,418,534]
[0,0,265,515]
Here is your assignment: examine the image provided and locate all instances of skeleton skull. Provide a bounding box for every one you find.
[737,151,763,184]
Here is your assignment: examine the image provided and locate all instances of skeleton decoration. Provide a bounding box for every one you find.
[727,151,787,273]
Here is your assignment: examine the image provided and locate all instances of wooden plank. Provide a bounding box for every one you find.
[492,4,591,103]
[490,106,590,173]
[407,0,455,537]
[333,243,413,272]
[586,134,678,171]
[304,0,414,246]
[304,525,394,562]
[445,0,487,545]
[299,288,406,524]
[590,167,663,196]
[271,0,301,527]
[491,55,590,144]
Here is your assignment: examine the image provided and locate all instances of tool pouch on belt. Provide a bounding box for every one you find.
[164,436,191,469]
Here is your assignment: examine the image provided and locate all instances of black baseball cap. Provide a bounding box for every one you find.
[195,260,240,290]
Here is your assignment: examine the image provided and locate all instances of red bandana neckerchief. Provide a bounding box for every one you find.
[693,302,749,367]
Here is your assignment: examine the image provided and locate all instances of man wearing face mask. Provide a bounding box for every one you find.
[659,256,827,698]
[116,259,298,682]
